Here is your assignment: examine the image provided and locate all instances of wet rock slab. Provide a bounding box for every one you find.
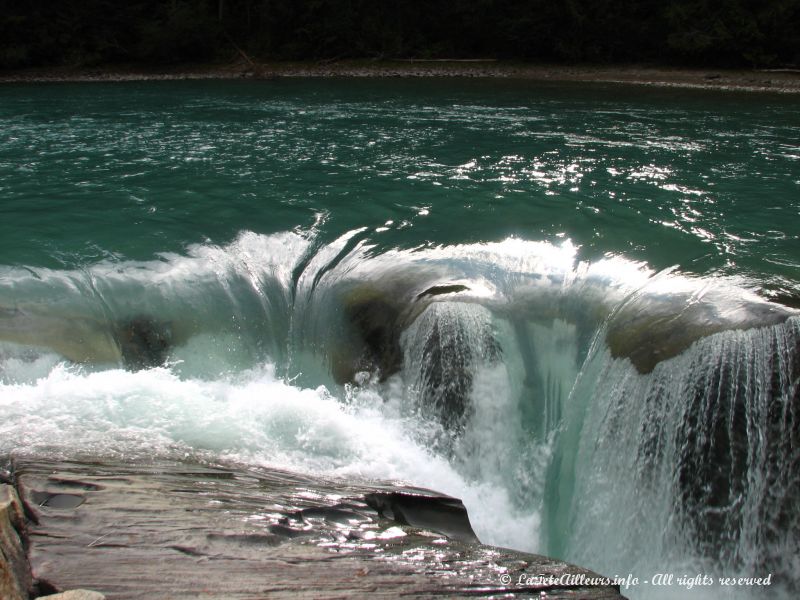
[1,483,32,600]
[11,458,625,599]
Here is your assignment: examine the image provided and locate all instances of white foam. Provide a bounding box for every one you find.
[0,361,540,552]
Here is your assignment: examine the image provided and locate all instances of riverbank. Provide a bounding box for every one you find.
[2,60,800,93]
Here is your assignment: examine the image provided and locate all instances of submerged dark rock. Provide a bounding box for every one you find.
[113,316,173,370]
[0,308,175,371]
[336,281,474,385]
[341,293,405,383]
[337,282,497,435]
[605,294,797,374]
[7,457,626,599]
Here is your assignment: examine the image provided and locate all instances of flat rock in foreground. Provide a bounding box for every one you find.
[10,458,625,599]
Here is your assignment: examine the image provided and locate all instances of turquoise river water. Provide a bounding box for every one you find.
[1,79,799,599]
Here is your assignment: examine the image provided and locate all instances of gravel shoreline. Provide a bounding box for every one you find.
[2,60,800,93]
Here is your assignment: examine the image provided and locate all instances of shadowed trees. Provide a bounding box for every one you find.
[1,0,798,69]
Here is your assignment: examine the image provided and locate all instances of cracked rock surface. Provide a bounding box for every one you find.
[7,458,626,599]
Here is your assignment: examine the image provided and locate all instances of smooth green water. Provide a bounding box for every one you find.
[1,79,798,291]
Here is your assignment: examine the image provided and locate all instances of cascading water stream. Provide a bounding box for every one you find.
[551,316,800,598]
[1,229,798,599]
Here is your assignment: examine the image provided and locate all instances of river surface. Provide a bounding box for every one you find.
[1,79,799,599]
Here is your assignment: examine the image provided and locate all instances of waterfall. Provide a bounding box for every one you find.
[401,302,501,435]
[551,317,800,597]
[1,230,798,598]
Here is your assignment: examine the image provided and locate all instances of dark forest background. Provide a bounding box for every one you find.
[1,0,799,70]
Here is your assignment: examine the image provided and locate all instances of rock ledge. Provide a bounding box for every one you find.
[3,458,626,599]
